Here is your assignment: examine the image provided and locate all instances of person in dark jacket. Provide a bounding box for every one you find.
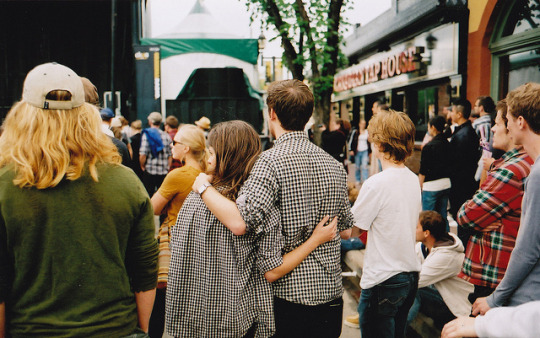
[448,99,480,247]
[419,115,453,230]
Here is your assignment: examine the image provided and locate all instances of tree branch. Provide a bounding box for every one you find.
[294,0,320,79]
[322,0,344,78]
[262,0,304,79]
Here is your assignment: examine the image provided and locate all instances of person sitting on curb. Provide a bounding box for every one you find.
[407,211,473,330]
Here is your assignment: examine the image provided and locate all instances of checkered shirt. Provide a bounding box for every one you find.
[140,128,172,175]
[457,147,533,288]
[237,131,354,306]
[165,190,283,338]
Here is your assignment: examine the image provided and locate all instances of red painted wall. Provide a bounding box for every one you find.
[467,0,500,101]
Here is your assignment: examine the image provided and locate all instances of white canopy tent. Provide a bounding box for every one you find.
[142,0,260,114]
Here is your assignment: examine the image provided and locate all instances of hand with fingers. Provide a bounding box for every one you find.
[441,316,477,338]
[471,297,491,316]
[311,216,338,245]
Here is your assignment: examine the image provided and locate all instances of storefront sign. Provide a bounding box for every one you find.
[334,47,423,92]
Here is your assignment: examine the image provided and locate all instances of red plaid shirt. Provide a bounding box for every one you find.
[457,148,533,288]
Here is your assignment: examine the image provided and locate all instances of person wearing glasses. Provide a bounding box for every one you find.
[149,124,207,338]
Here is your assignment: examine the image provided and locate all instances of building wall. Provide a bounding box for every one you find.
[467,0,498,102]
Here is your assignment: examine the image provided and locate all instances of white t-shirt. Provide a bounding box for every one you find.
[357,130,369,152]
[352,166,422,289]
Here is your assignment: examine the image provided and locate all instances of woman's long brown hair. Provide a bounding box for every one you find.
[207,120,261,200]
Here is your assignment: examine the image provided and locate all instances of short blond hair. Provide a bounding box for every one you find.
[177,124,208,172]
[0,101,121,189]
[368,109,415,163]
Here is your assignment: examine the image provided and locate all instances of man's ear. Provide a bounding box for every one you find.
[268,108,277,121]
[517,116,527,130]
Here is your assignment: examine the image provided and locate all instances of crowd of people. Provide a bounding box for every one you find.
[0,61,539,338]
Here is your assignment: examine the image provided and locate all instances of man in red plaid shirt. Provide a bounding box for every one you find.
[457,99,533,305]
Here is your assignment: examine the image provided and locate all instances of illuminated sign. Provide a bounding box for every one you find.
[334,46,424,92]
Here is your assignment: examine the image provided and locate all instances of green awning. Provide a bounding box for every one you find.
[140,38,259,65]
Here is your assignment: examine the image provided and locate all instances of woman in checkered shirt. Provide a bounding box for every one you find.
[165,121,337,337]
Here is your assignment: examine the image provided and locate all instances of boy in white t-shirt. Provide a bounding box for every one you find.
[350,110,422,338]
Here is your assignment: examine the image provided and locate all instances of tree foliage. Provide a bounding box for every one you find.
[245,0,351,129]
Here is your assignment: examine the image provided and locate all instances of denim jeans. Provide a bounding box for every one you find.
[358,272,419,338]
[422,188,450,231]
[407,286,455,330]
[355,150,369,183]
[341,237,365,252]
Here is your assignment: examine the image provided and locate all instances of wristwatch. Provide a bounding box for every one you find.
[198,182,212,196]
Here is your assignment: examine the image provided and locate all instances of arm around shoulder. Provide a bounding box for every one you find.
[193,173,247,235]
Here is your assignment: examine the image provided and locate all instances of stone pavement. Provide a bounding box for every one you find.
[340,289,360,338]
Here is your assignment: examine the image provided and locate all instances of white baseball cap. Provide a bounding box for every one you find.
[22,62,85,110]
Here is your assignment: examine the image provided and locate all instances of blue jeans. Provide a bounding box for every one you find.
[341,237,365,252]
[422,188,450,231]
[407,286,455,330]
[358,272,419,338]
[355,150,369,183]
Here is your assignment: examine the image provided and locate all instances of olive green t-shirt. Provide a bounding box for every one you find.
[0,164,158,337]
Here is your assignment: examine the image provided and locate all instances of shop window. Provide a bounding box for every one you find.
[489,0,540,100]
[502,0,540,36]
[415,87,437,141]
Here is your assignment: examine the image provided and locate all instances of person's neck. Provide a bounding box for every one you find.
[480,111,489,117]
[380,156,406,170]
[271,122,289,140]
[522,134,540,160]
[422,236,436,250]
[150,125,160,129]
[184,155,203,171]
[456,118,468,126]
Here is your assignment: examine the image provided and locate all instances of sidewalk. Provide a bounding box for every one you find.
[340,289,360,338]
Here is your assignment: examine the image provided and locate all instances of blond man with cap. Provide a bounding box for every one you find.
[140,111,172,196]
[0,62,158,337]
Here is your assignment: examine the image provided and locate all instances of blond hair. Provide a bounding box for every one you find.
[368,109,415,163]
[0,101,121,189]
[177,124,208,172]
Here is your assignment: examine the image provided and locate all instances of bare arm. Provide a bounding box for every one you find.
[193,174,247,235]
[168,156,172,171]
[0,302,5,338]
[340,228,352,239]
[139,155,147,172]
[351,226,366,238]
[418,174,425,189]
[265,216,338,283]
[150,192,169,216]
[135,289,156,333]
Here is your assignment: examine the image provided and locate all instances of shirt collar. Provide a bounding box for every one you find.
[273,131,309,146]
[502,146,525,161]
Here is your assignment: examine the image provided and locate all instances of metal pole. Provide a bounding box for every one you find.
[272,56,275,82]
[111,0,117,114]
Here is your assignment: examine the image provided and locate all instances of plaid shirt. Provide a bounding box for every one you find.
[457,147,533,288]
[166,190,283,337]
[237,131,354,306]
[140,128,172,175]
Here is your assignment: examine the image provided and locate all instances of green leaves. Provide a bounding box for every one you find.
[245,0,350,127]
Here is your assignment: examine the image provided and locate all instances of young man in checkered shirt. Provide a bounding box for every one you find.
[471,82,540,316]
[193,79,353,337]
[457,99,533,305]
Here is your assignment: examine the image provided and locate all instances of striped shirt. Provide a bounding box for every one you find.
[457,147,533,288]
